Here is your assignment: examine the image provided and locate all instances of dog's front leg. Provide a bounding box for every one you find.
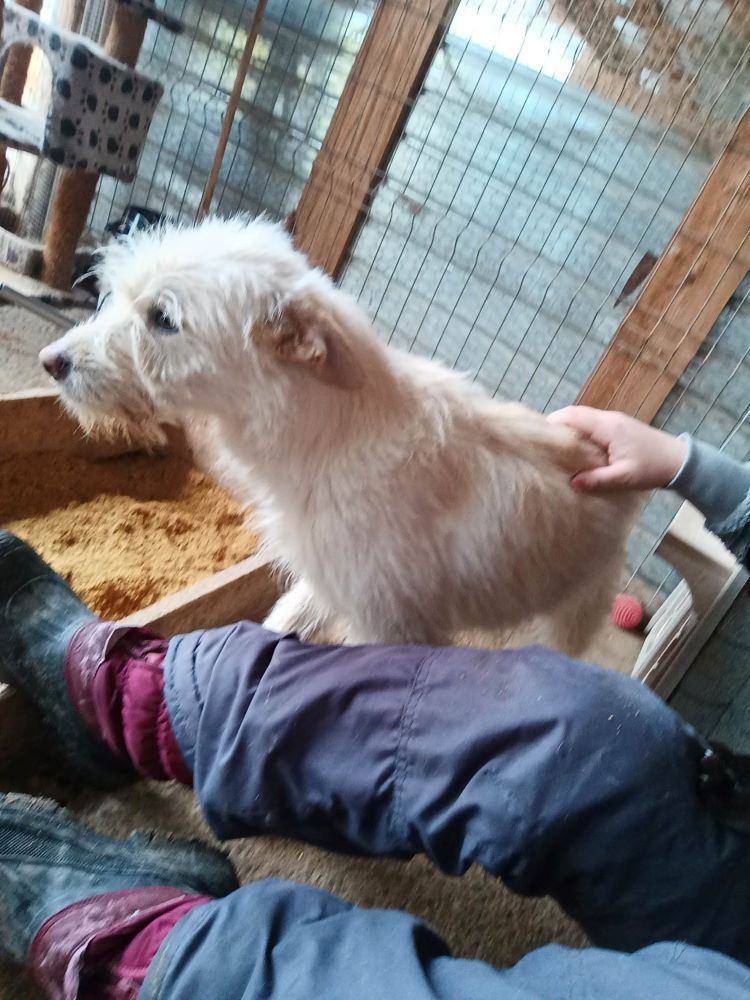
[264,579,335,642]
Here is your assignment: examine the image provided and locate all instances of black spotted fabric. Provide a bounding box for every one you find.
[0,0,164,181]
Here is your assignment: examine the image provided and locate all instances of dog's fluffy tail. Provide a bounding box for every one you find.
[471,400,607,475]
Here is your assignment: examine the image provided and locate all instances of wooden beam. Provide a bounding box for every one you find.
[198,0,269,219]
[0,388,79,455]
[632,502,747,698]
[123,552,280,635]
[577,106,750,421]
[292,0,459,277]
[0,389,187,459]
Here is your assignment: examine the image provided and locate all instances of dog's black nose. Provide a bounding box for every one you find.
[39,347,72,381]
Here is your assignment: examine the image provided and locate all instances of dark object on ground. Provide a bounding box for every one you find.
[74,206,166,295]
[616,251,658,305]
[106,205,166,238]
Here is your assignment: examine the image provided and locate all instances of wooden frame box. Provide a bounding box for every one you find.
[0,388,282,768]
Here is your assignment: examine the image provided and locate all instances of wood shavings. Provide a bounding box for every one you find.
[0,450,258,619]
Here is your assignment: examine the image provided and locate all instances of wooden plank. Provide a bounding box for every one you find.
[0,389,189,458]
[577,106,750,421]
[292,0,459,277]
[123,552,281,635]
[0,388,133,458]
[0,388,84,456]
[632,502,748,697]
[0,554,281,770]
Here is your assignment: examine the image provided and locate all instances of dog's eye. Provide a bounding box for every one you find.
[148,306,179,335]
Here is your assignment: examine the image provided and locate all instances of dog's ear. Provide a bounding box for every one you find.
[263,299,364,390]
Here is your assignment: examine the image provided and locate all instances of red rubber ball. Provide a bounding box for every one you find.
[611,594,644,630]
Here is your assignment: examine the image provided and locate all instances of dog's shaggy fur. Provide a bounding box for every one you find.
[42,216,639,651]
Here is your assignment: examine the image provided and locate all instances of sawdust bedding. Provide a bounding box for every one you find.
[0,450,258,619]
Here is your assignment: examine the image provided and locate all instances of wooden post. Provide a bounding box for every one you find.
[0,0,44,196]
[291,0,460,277]
[197,0,268,220]
[577,106,750,421]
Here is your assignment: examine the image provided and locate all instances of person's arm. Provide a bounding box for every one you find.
[669,435,750,567]
[547,406,750,569]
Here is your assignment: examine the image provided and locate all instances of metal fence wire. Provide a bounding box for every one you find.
[90,0,377,231]
[333,0,749,599]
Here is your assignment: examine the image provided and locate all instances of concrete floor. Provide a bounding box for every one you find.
[0,265,92,395]
[0,288,648,996]
[0,309,65,393]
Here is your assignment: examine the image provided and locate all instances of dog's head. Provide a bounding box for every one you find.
[40,216,365,442]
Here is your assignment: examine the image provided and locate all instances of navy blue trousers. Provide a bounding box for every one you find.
[139,625,750,998]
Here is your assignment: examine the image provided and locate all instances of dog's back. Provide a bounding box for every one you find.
[338,364,638,649]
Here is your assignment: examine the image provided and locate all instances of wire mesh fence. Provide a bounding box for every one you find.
[629,272,749,602]
[342,1,745,400]
[334,0,749,596]
[86,0,750,599]
[90,0,376,233]
[339,34,709,411]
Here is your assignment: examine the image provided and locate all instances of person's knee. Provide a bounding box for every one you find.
[414,644,695,796]
[548,651,698,793]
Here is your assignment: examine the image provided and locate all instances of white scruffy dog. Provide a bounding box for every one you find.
[40,216,639,651]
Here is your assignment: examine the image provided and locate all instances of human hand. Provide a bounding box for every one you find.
[547,406,688,492]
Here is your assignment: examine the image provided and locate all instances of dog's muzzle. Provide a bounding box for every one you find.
[39,342,72,382]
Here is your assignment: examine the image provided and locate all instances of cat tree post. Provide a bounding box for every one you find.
[0,0,43,101]
[41,4,147,288]
[0,0,44,194]
[59,0,85,32]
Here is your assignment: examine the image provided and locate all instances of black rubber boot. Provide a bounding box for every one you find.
[0,530,133,785]
[698,741,750,833]
[0,792,238,966]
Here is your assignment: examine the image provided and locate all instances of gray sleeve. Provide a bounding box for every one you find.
[669,436,750,569]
